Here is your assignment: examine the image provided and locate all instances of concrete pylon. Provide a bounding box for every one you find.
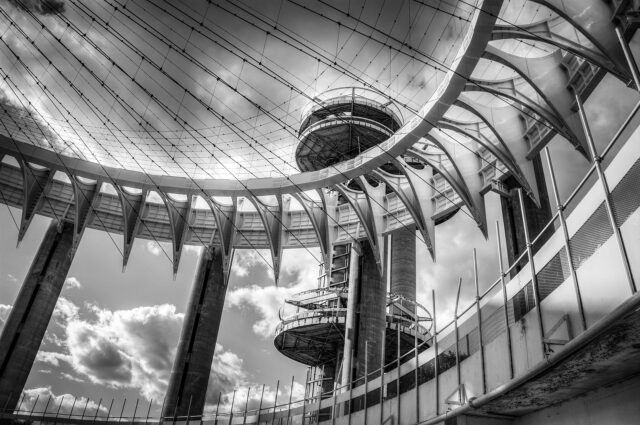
[0,220,76,410]
[163,245,227,419]
[390,227,416,315]
[355,240,387,379]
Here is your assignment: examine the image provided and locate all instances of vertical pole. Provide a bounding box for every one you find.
[119,398,127,423]
[543,147,587,332]
[185,396,192,425]
[53,395,65,425]
[230,389,237,425]
[67,396,77,423]
[42,394,52,418]
[495,222,514,379]
[28,395,40,419]
[517,188,546,358]
[348,352,354,425]
[432,290,439,416]
[396,319,401,425]
[214,393,221,425]
[145,399,152,425]
[379,329,385,425]
[132,399,139,425]
[91,398,102,425]
[575,92,636,294]
[286,376,294,425]
[159,397,166,424]
[363,341,368,425]
[331,388,337,425]
[105,399,115,424]
[615,24,640,91]
[302,371,308,425]
[414,303,420,423]
[80,398,90,423]
[15,393,25,415]
[271,380,279,425]
[473,249,487,394]
[258,384,265,425]
[454,278,462,400]
[242,387,250,425]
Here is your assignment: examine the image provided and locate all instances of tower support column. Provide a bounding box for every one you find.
[0,220,76,410]
[355,241,387,379]
[390,227,416,313]
[163,245,227,420]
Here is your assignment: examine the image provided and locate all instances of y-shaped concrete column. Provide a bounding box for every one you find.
[355,241,387,379]
[0,220,76,410]
[163,245,227,419]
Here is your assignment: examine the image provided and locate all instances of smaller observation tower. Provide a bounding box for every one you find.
[295,87,403,172]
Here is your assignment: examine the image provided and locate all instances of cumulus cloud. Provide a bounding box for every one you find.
[63,277,82,290]
[65,304,183,399]
[227,249,318,337]
[35,350,71,368]
[232,249,272,278]
[19,387,106,416]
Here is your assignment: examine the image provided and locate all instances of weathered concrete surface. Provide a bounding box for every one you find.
[475,307,640,417]
[0,220,76,410]
[355,240,387,379]
[163,246,227,419]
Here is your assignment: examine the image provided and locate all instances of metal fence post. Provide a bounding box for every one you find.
[131,399,139,425]
[432,290,439,416]
[258,384,265,425]
[230,389,237,425]
[145,399,153,425]
[495,222,514,379]
[379,329,385,425]
[396,321,401,424]
[473,249,487,394]
[454,278,462,401]
[67,396,77,423]
[517,188,546,358]
[91,398,102,425]
[575,91,637,294]
[286,376,294,425]
[414,305,420,423]
[543,146,587,332]
[243,387,250,425]
[119,399,127,423]
[364,341,368,425]
[271,380,280,425]
[185,396,192,425]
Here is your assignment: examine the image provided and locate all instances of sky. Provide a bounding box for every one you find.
[1,0,640,419]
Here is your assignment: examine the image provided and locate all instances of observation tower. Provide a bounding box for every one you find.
[276,88,432,404]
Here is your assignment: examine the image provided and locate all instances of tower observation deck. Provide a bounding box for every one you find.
[296,87,403,172]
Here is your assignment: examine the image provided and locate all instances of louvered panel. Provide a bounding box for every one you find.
[611,158,640,227]
[569,203,613,270]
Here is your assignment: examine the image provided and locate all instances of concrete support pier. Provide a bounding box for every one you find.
[390,228,416,314]
[0,220,76,410]
[163,245,227,419]
[355,241,387,379]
